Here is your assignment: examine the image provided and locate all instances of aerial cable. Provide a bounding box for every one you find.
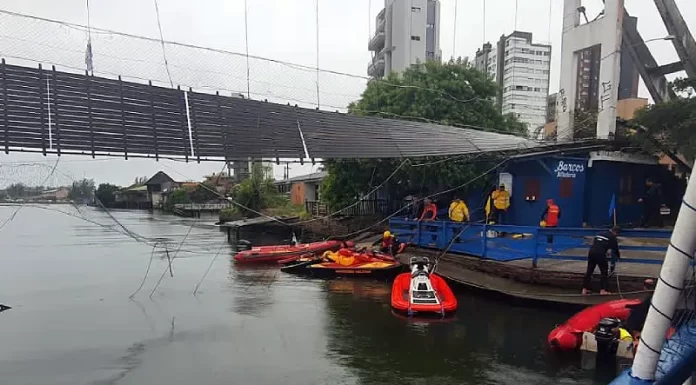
[243,0,251,99]
[152,0,174,88]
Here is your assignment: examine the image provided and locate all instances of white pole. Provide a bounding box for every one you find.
[632,174,696,381]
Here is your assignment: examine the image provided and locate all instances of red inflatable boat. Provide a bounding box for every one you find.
[391,257,457,316]
[233,240,350,264]
[547,299,641,350]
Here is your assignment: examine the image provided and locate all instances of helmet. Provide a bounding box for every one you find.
[383,231,392,239]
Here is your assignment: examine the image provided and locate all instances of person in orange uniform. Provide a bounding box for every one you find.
[419,199,438,221]
[540,199,561,247]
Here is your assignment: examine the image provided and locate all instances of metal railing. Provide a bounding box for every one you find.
[306,199,404,217]
[389,217,673,267]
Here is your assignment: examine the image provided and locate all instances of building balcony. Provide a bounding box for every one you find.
[369,31,386,52]
[368,56,385,78]
[375,17,385,33]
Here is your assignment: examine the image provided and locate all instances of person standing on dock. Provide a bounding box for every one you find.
[581,226,621,295]
[419,199,438,221]
[488,184,510,224]
[540,199,561,248]
[448,197,469,222]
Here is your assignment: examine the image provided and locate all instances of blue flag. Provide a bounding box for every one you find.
[608,193,616,218]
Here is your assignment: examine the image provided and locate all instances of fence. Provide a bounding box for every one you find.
[389,218,672,267]
[306,199,404,218]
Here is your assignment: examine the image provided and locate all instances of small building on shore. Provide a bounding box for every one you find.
[275,171,326,206]
[144,171,181,209]
[485,149,686,227]
[114,185,151,209]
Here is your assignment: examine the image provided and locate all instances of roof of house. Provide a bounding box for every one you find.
[274,171,327,184]
[145,171,176,186]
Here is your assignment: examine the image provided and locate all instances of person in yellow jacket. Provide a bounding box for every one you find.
[486,184,510,224]
[448,198,469,222]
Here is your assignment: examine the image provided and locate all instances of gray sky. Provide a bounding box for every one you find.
[0,0,693,187]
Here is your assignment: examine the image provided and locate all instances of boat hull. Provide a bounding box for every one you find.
[547,299,641,350]
[233,240,343,264]
[306,262,404,279]
[390,272,458,315]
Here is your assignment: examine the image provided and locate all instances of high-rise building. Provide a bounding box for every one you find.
[368,0,441,78]
[474,31,551,133]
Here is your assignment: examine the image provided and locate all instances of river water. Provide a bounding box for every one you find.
[0,205,612,385]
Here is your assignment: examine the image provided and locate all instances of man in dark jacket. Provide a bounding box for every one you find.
[582,226,621,295]
[639,179,662,227]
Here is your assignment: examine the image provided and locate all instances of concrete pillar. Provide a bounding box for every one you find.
[556,0,624,141]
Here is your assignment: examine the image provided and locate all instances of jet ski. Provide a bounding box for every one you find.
[390,257,457,316]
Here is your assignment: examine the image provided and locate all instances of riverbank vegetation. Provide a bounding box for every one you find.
[322,59,526,209]
[220,163,309,221]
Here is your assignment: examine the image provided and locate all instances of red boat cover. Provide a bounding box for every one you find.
[547,298,641,350]
[234,240,345,263]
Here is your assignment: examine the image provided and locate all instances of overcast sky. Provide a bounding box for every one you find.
[0,0,693,187]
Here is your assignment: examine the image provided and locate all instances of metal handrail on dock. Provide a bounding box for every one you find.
[389,218,673,268]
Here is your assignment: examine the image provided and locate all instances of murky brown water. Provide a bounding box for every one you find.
[0,205,609,385]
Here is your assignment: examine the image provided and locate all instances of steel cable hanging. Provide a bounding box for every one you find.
[243,0,251,99]
[152,0,174,88]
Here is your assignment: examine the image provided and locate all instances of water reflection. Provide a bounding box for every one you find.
[0,206,612,385]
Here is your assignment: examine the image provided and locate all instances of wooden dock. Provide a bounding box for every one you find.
[396,248,657,307]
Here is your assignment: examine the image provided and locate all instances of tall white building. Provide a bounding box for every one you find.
[474,31,551,135]
[368,0,441,78]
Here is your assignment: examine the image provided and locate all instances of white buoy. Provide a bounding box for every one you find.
[632,175,696,381]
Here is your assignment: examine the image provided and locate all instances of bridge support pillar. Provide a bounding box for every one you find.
[557,0,624,141]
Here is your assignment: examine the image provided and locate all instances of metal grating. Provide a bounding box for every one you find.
[0,61,547,161]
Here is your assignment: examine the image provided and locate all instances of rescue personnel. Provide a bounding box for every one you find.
[448,197,469,222]
[419,199,438,221]
[625,279,656,354]
[373,231,406,256]
[540,198,561,246]
[489,184,510,224]
[638,179,663,227]
[582,226,621,295]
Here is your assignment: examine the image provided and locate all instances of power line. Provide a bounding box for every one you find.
[453,0,458,58]
[243,0,250,99]
[152,0,175,88]
[315,0,320,109]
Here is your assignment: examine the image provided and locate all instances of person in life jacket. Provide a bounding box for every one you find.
[373,231,406,255]
[540,199,561,247]
[488,184,510,224]
[419,199,438,221]
[582,226,620,295]
[448,197,469,222]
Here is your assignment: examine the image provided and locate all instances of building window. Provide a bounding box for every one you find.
[524,178,541,199]
[426,23,435,28]
[559,178,574,198]
[411,35,421,41]
[411,6,421,12]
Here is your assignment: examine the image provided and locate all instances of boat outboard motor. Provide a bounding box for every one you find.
[236,239,252,251]
[594,317,620,365]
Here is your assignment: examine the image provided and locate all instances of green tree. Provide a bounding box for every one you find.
[68,179,95,202]
[188,183,219,203]
[631,78,696,161]
[95,183,121,207]
[322,59,526,209]
[232,163,280,214]
[6,183,26,198]
[164,189,192,212]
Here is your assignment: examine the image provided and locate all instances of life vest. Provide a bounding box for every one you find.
[546,204,560,227]
[492,190,510,210]
[421,203,437,220]
[448,200,469,222]
[381,236,395,249]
